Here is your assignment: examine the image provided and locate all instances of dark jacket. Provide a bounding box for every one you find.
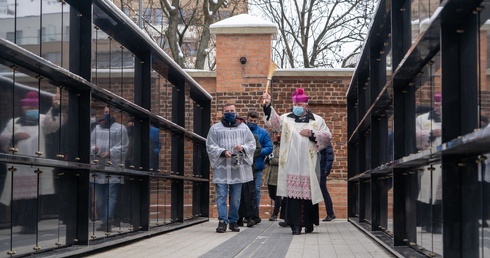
[249,125,273,171]
[320,144,334,176]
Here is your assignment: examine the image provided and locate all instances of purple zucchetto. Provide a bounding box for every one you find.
[20,92,39,107]
[292,88,308,103]
[434,93,441,103]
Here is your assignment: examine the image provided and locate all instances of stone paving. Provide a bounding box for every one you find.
[87,218,397,258]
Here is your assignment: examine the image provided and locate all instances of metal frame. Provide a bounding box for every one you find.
[0,0,211,255]
[347,0,488,256]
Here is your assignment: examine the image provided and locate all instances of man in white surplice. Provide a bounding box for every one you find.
[262,88,331,235]
[206,103,256,233]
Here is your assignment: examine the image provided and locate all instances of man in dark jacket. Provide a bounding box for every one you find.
[246,111,273,217]
[320,144,335,221]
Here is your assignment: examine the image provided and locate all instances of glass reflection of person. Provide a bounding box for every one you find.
[415,93,442,233]
[0,91,64,234]
[149,126,161,171]
[90,106,129,231]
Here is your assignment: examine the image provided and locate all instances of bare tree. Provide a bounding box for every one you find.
[250,0,374,68]
[118,0,247,69]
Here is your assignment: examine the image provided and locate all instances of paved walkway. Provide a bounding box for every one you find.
[87,218,396,258]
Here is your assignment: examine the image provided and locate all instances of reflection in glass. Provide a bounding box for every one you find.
[415,54,442,155]
[150,125,161,172]
[184,181,193,220]
[0,87,64,159]
[90,105,128,168]
[160,130,172,173]
[92,28,135,103]
[89,104,128,237]
[387,175,393,234]
[89,172,126,237]
[416,164,443,254]
[480,154,490,256]
[184,139,194,177]
[150,179,171,227]
[479,21,490,129]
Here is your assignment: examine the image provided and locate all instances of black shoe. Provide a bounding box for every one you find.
[96,222,111,232]
[291,225,301,235]
[247,219,255,227]
[323,215,336,221]
[279,221,288,227]
[254,217,261,224]
[229,222,240,232]
[237,220,244,227]
[216,220,227,233]
[305,225,314,233]
[269,215,277,221]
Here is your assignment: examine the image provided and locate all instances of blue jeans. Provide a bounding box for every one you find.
[254,170,263,209]
[215,183,242,224]
[95,183,120,224]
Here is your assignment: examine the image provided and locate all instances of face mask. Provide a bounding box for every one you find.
[292,106,304,116]
[103,114,112,127]
[25,110,39,120]
[247,123,257,130]
[223,112,236,123]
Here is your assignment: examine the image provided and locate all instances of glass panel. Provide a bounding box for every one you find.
[184,181,193,220]
[92,28,135,104]
[183,139,194,177]
[150,178,171,227]
[38,167,65,250]
[90,103,129,169]
[149,125,161,172]
[40,82,67,160]
[154,77,173,121]
[8,164,39,255]
[160,130,173,174]
[185,84,194,132]
[480,11,490,256]
[17,0,40,54]
[415,53,442,155]
[40,0,70,69]
[111,174,131,233]
[416,163,443,254]
[0,71,60,158]
[89,102,129,238]
[89,171,125,238]
[387,174,394,234]
[479,18,490,129]
[481,155,490,256]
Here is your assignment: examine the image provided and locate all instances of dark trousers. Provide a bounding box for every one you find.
[320,171,334,216]
[238,180,259,221]
[267,184,282,216]
[284,197,319,228]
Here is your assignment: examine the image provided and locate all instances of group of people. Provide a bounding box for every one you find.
[206,87,336,235]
